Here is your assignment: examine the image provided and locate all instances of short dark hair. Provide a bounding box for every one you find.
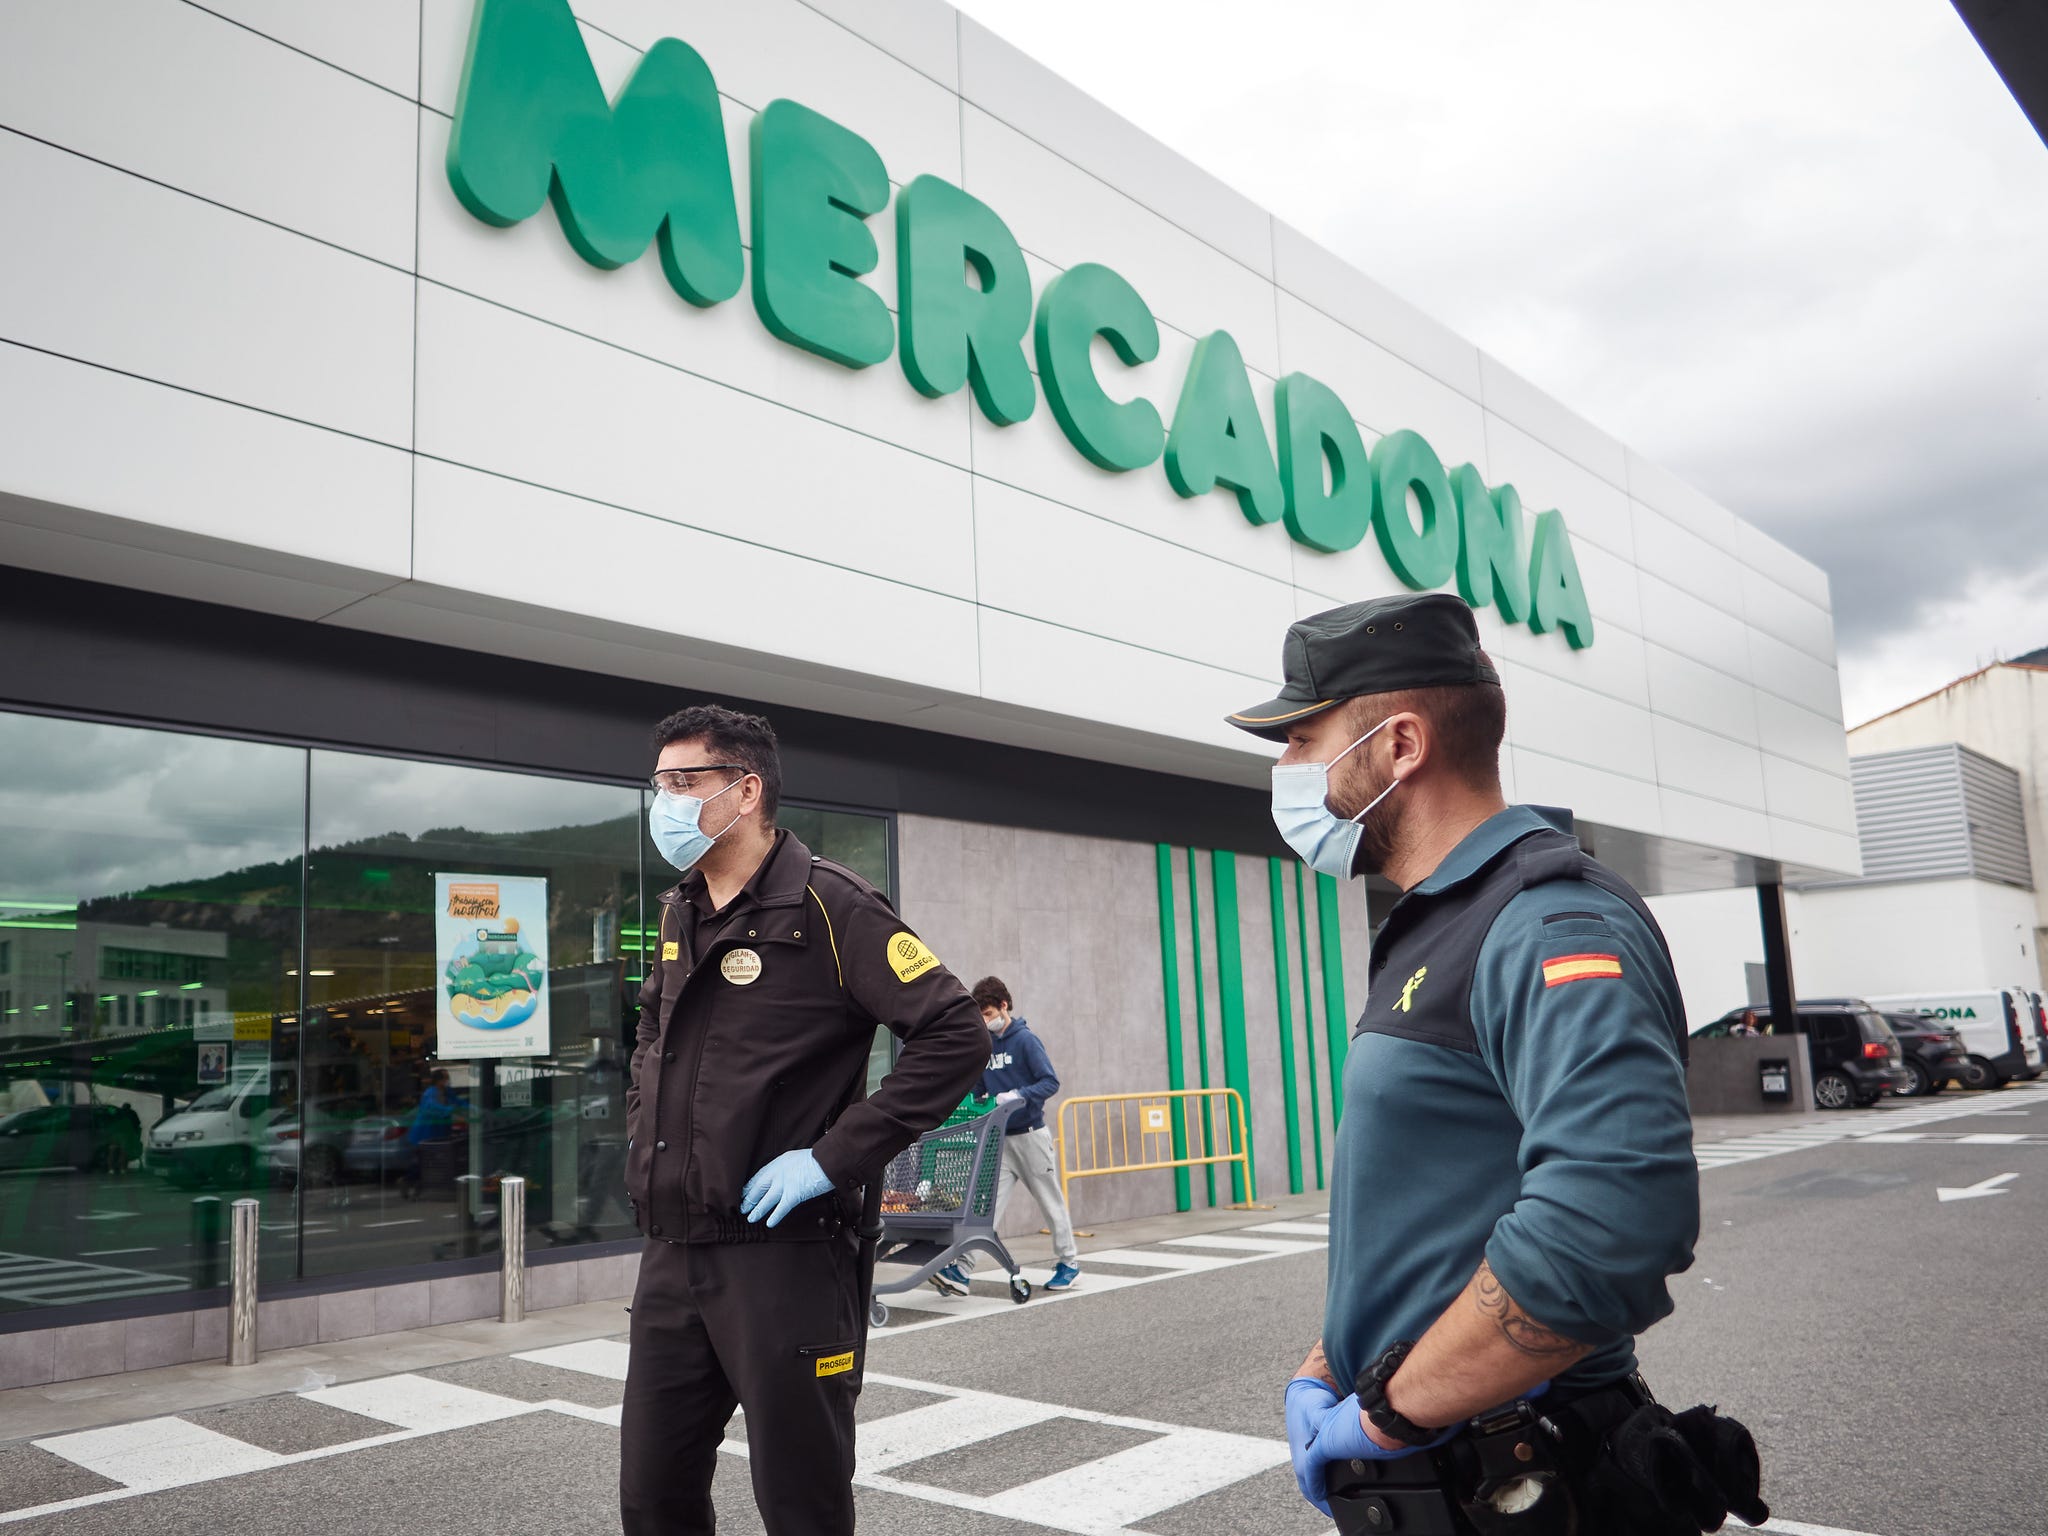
[970,976,1012,1011]
[1346,658,1506,790]
[651,704,782,822]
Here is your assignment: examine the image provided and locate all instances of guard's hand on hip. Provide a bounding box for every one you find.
[1296,1394,1456,1515]
[1284,1377,1341,1514]
[740,1149,832,1227]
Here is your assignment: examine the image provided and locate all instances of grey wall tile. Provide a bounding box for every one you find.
[527,1259,580,1312]
[124,1310,196,1373]
[258,1295,319,1351]
[0,1327,57,1390]
[192,1307,228,1362]
[373,1281,429,1335]
[317,1286,379,1343]
[50,1321,127,1382]
[427,1270,496,1325]
[576,1252,635,1303]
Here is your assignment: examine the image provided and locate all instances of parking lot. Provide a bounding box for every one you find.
[4,1081,2046,1536]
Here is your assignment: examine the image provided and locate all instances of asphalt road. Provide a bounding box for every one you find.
[6,1084,2047,1534]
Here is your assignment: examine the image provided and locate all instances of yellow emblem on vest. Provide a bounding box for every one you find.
[720,948,763,985]
[1394,965,1428,1013]
[661,941,679,962]
[814,1350,855,1378]
[887,931,939,983]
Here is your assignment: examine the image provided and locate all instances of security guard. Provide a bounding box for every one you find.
[619,704,986,1535]
[1231,595,1768,1535]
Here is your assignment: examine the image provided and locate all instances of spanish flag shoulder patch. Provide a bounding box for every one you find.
[1542,952,1623,988]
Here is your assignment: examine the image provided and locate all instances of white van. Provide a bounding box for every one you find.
[144,1066,281,1186]
[1867,990,2042,1089]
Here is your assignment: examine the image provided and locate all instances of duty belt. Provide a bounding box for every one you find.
[1326,1375,1654,1536]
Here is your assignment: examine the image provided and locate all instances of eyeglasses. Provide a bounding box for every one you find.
[648,764,746,798]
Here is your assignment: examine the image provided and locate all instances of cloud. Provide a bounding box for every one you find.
[952,0,2048,718]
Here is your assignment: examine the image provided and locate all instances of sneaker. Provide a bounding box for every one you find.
[1045,1262,1082,1291]
[927,1264,969,1297]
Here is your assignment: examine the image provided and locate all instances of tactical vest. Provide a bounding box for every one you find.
[1362,824,1688,1063]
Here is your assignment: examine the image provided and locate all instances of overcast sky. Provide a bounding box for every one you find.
[951,0,2048,727]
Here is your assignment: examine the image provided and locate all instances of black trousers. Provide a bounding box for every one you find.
[620,1234,867,1535]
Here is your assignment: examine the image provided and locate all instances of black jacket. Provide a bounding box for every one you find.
[625,829,985,1242]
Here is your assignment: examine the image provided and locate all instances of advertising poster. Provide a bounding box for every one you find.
[195,1043,227,1085]
[433,873,550,1060]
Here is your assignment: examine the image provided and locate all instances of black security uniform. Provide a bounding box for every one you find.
[619,828,986,1535]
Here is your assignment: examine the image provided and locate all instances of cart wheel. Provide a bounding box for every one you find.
[1008,1275,1032,1305]
[869,1297,889,1328]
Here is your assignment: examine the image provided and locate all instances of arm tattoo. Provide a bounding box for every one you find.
[1299,1340,1339,1388]
[1472,1261,1582,1359]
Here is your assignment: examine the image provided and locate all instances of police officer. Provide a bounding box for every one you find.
[619,704,986,1535]
[1231,595,1768,1534]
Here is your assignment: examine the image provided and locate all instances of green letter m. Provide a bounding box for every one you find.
[446,0,742,306]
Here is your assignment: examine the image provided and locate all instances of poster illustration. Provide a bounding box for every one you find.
[433,873,550,1060]
[196,1043,227,1085]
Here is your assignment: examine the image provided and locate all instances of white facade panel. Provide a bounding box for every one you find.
[1511,746,1662,834]
[1770,821,1861,878]
[0,0,418,270]
[196,0,424,98]
[1747,628,1847,720]
[1763,753,1856,833]
[1731,518,1830,610]
[0,132,414,448]
[956,18,1274,280]
[1480,607,1651,711]
[1652,718,1767,811]
[1738,564,1837,666]
[413,284,977,600]
[1477,354,1629,489]
[1637,573,1754,686]
[797,0,962,91]
[1622,449,1743,558]
[409,459,982,698]
[1660,787,1772,860]
[960,107,1280,377]
[1630,505,1748,621]
[1644,642,1759,747]
[1496,660,1657,784]
[1564,535,1646,637]
[971,480,1289,681]
[1270,222,1484,399]
[0,342,411,583]
[1755,692,1854,778]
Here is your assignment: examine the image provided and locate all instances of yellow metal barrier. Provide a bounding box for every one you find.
[1055,1088,1257,1210]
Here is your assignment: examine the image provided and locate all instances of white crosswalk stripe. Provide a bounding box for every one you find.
[0,1249,187,1306]
[1695,1082,2048,1171]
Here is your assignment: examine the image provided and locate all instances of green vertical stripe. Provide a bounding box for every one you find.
[1185,848,1215,1206]
[1267,859,1303,1195]
[1294,862,1325,1190]
[1210,850,1254,1203]
[1316,872,1350,1122]
[1154,844,1192,1212]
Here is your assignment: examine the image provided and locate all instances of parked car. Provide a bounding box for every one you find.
[1865,990,2042,1089]
[262,1094,378,1187]
[0,1102,143,1173]
[2022,990,2048,1080]
[1703,999,1914,1109]
[145,1067,283,1187]
[1877,1012,1969,1097]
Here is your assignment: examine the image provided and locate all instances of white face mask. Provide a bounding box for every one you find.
[1269,718,1400,879]
[647,777,746,872]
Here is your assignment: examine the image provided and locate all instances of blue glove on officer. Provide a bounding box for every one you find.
[1285,1377,1460,1517]
[740,1149,833,1227]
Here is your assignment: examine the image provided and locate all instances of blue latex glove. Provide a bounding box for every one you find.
[1285,1377,1341,1513]
[1299,1395,1459,1516]
[740,1149,832,1227]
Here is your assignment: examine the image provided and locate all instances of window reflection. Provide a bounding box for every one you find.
[0,712,303,1313]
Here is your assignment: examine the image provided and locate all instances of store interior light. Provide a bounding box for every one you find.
[137,989,158,998]
[180,982,204,990]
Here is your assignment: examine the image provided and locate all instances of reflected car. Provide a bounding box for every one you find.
[340,1113,471,1184]
[0,1104,143,1173]
[263,1095,378,1187]
[145,1070,282,1186]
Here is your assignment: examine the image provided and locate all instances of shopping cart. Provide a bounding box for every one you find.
[867,1102,1029,1326]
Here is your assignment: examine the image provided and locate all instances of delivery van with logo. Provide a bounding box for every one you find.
[1865,989,2041,1089]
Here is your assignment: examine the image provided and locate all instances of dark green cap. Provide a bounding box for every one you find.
[1226,593,1499,742]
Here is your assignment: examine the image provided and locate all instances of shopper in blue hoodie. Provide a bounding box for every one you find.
[935,976,1081,1294]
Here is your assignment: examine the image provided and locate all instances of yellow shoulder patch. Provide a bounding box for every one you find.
[886,931,940,983]
[814,1350,856,1378]
[661,941,680,962]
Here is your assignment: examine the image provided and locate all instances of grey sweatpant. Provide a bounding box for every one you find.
[959,1126,1079,1270]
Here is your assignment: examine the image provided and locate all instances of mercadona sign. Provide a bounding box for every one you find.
[447,0,1596,649]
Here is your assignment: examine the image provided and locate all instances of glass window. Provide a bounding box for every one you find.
[0,710,305,1316]
[300,752,644,1280]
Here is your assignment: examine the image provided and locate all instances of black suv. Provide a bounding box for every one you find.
[1877,1012,1969,1097]
[1704,999,1914,1109]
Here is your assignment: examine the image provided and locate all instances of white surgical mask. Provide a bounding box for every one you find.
[1269,719,1400,878]
[648,777,745,872]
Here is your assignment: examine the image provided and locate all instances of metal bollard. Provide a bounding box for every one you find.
[228,1198,259,1366]
[499,1176,525,1324]
[191,1196,223,1291]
